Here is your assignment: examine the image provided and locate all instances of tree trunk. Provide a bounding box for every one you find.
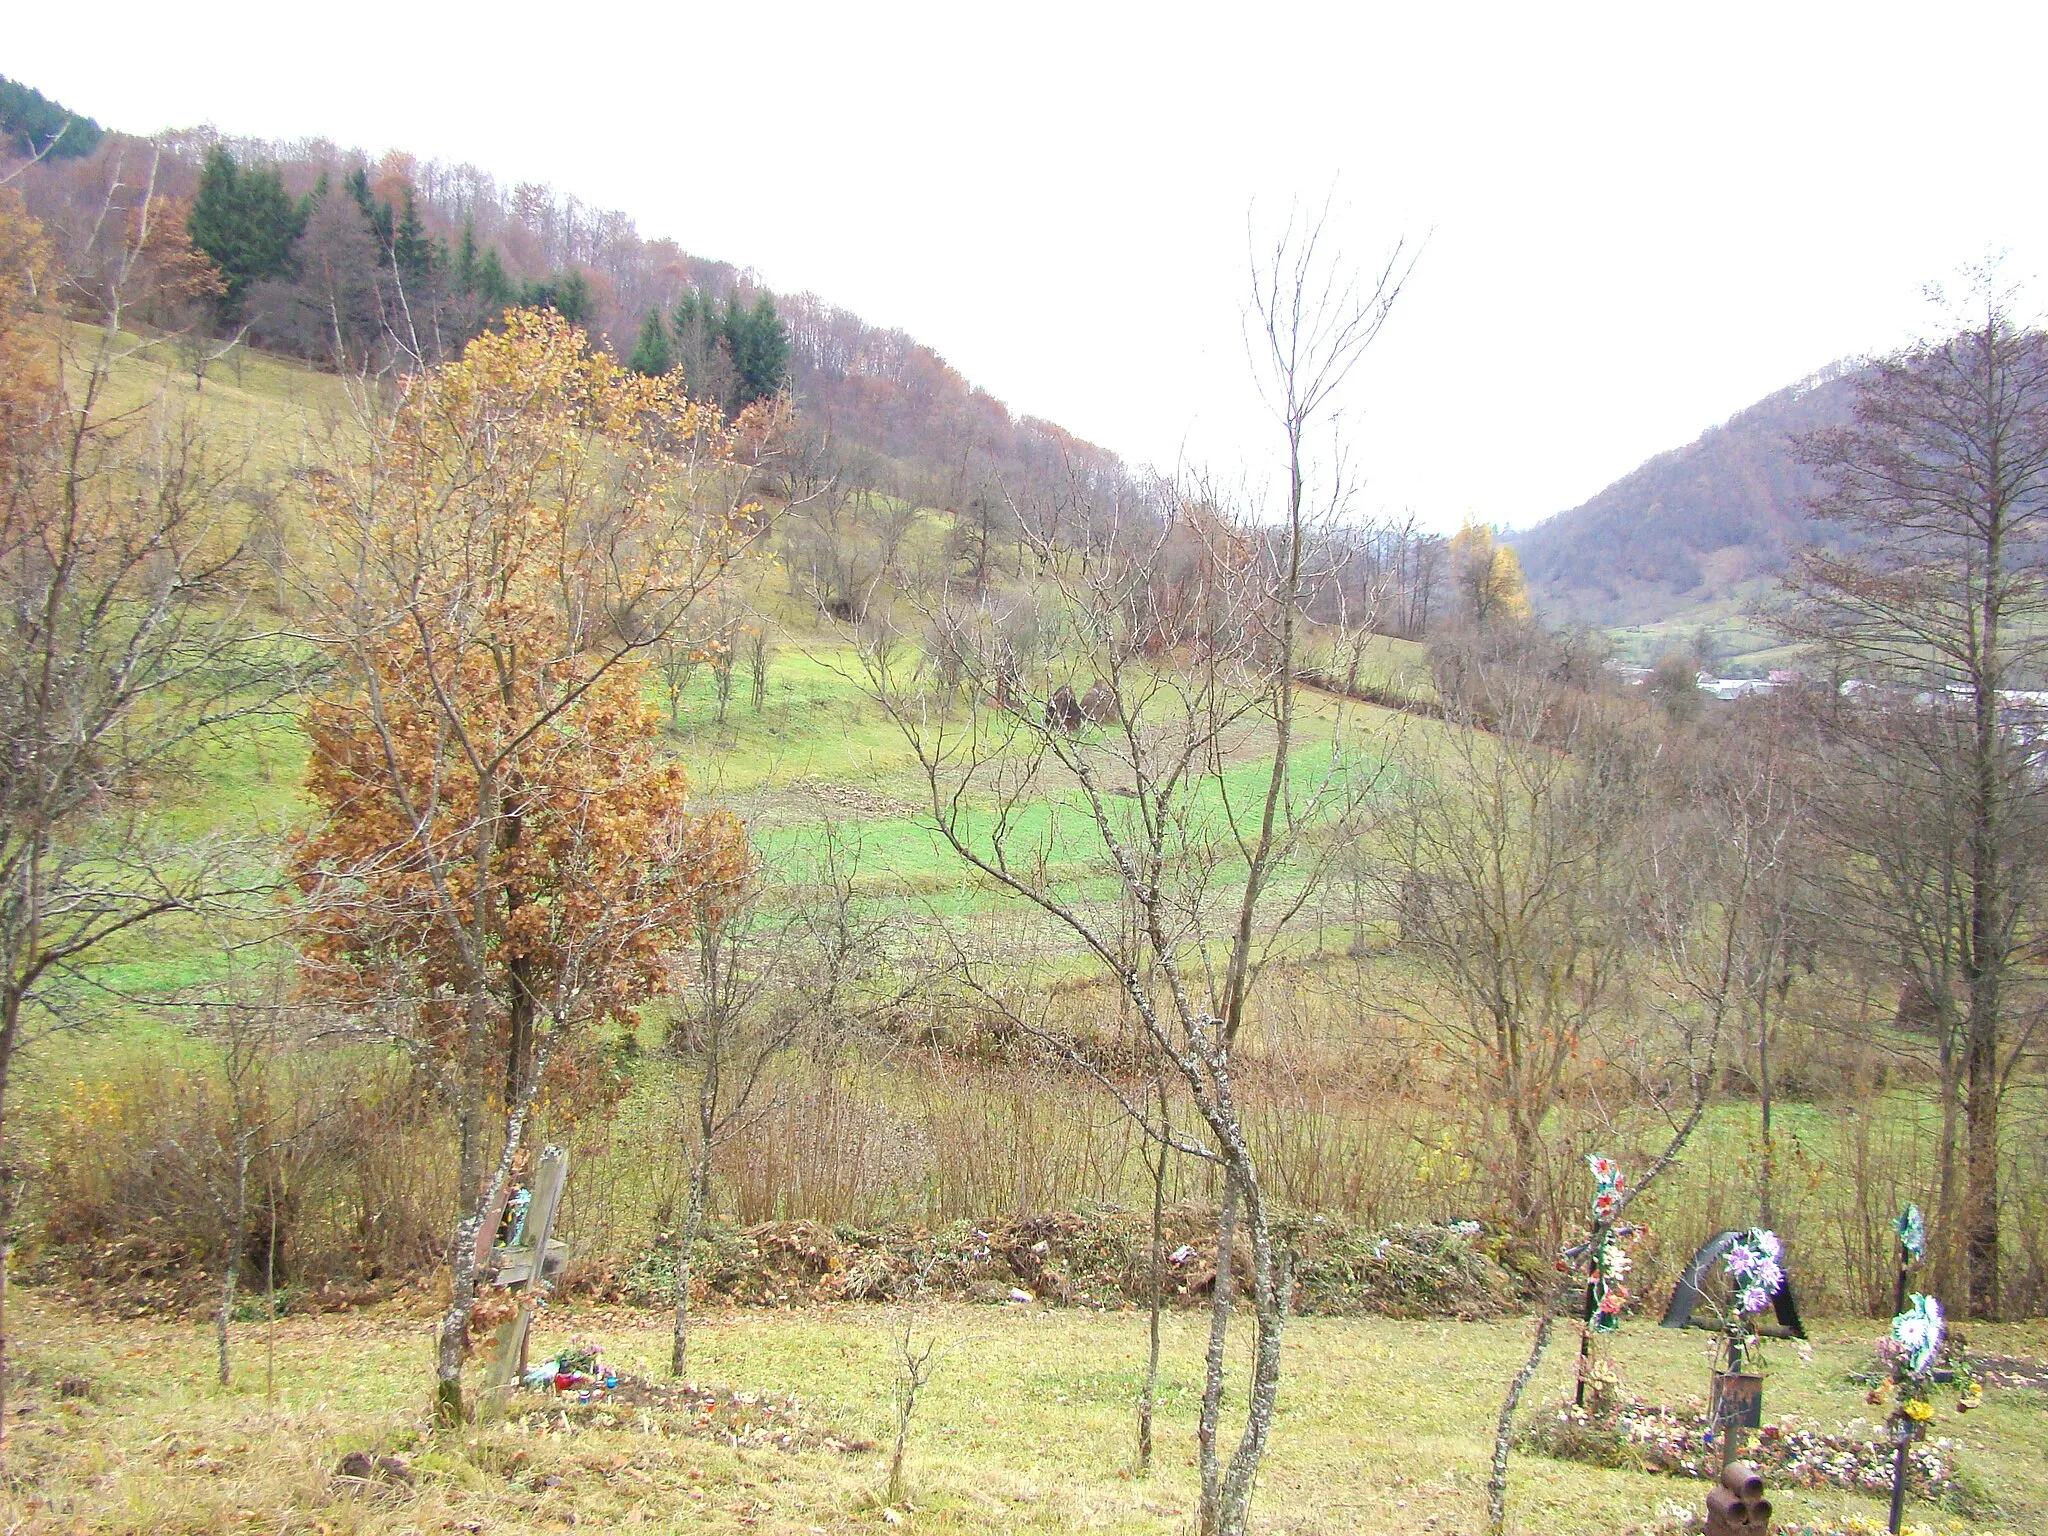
[1963,442,2007,1320]
[1214,1176,1288,1536]
[506,957,536,1115]
[1196,1173,1238,1534]
[1489,1306,1559,1536]
[1933,1003,1964,1301]
[1754,999,1776,1229]
[1138,1080,1169,1473]
[264,1167,280,1402]
[671,1147,712,1377]
[1963,993,2000,1316]
[437,1037,549,1425]
[436,1220,484,1424]
[1507,1092,1542,1238]
[217,1148,249,1385]
[0,998,15,1474]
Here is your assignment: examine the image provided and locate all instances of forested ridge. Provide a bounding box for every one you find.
[1514,365,1865,625]
[6,74,1125,516]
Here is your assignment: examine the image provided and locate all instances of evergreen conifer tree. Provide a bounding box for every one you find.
[186,146,305,324]
[628,307,674,376]
[475,249,513,310]
[392,188,432,279]
[455,221,480,293]
[722,293,789,408]
[344,166,395,261]
[672,289,706,354]
[521,270,591,326]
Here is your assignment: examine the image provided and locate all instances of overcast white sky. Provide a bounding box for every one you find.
[11,2,2047,531]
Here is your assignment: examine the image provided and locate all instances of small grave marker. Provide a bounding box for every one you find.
[1874,1291,1979,1535]
[479,1146,570,1418]
[1570,1155,1636,1407]
[1661,1227,1801,1465]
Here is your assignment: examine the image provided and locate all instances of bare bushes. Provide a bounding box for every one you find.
[2007,1116,2048,1317]
[34,1047,450,1306]
[33,987,2044,1316]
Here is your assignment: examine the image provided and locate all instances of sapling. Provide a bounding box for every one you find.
[885,1249,942,1509]
[887,1314,940,1508]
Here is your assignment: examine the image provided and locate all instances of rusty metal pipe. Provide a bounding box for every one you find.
[1721,1461,1765,1500]
[1705,1458,1772,1534]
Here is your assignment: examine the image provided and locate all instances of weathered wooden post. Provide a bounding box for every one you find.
[1711,1329,1764,1468]
[1890,1203,1924,1319]
[1881,1292,1944,1536]
[478,1145,570,1419]
[1885,1413,1914,1535]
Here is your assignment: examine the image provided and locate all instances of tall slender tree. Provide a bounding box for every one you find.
[1788,273,2048,1317]
[392,188,432,280]
[864,214,1409,1536]
[0,182,287,1466]
[724,293,789,408]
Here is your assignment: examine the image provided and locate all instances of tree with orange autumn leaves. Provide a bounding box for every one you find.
[289,309,766,1422]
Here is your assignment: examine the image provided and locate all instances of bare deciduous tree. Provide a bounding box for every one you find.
[861,212,1408,1536]
[1382,648,1644,1243]
[665,829,918,1378]
[1657,705,1811,1225]
[0,168,289,1462]
[1787,271,2048,1316]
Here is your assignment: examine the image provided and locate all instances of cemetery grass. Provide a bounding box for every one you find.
[8,1292,2046,1536]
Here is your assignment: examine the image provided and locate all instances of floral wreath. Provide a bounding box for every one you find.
[1580,1154,1637,1333]
[1725,1227,1784,1318]
[1871,1293,1980,1430]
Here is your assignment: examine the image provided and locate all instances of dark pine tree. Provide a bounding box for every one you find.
[185,147,306,324]
[672,289,709,364]
[520,270,592,326]
[475,248,514,310]
[344,166,396,264]
[454,220,480,293]
[628,308,674,376]
[723,293,789,409]
[392,188,432,280]
[670,289,734,403]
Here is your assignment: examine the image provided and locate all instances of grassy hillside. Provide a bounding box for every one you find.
[28,328,1439,1032]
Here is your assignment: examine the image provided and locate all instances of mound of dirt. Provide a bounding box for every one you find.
[582,1206,1525,1320]
[514,1378,874,1454]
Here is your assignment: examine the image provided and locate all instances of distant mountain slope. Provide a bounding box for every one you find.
[1511,363,1864,625]
[5,78,1127,513]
